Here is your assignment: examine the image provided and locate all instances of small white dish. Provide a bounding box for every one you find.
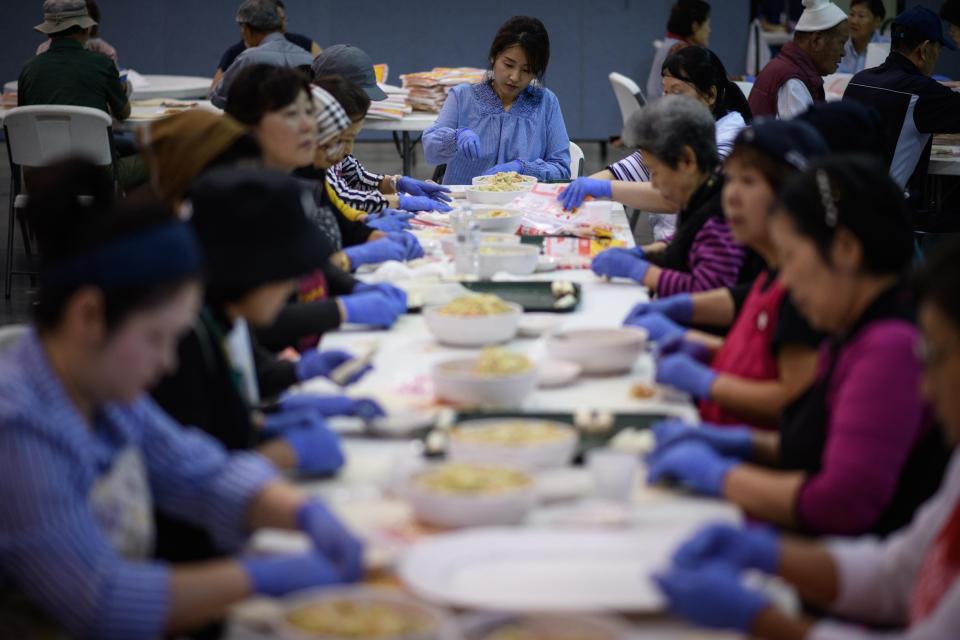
[517,313,563,337]
[367,410,439,437]
[537,359,581,388]
[535,255,558,273]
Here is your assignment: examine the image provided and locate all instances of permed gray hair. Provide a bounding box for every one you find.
[623,95,718,172]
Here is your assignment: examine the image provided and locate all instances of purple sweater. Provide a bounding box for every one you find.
[656,217,745,297]
[797,320,927,533]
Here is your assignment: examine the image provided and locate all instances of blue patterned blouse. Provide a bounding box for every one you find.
[423,81,571,185]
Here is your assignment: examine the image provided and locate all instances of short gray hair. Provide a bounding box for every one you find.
[623,95,718,172]
[236,0,282,31]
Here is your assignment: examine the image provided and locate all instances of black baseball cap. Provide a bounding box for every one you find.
[734,118,828,171]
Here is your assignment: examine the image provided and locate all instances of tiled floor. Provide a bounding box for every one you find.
[0,138,641,327]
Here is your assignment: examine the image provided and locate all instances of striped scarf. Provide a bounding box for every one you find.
[310,85,350,143]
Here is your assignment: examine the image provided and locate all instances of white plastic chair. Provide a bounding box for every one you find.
[0,324,29,354]
[568,141,585,179]
[608,73,646,132]
[2,105,118,298]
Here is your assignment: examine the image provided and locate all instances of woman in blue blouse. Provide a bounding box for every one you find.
[0,162,362,639]
[423,16,571,185]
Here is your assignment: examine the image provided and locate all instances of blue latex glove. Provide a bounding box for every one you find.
[656,352,717,399]
[344,238,407,269]
[397,177,452,203]
[339,291,403,327]
[352,282,408,309]
[483,160,523,176]
[262,406,322,438]
[623,311,685,343]
[625,293,694,325]
[654,565,770,632]
[297,499,365,582]
[242,553,344,597]
[366,210,415,231]
[386,231,425,259]
[280,393,385,420]
[456,128,481,160]
[398,194,452,213]
[646,440,736,496]
[284,418,346,475]
[673,523,780,574]
[656,335,712,364]
[558,177,613,211]
[295,349,355,382]
[591,248,651,283]
[652,419,754,459]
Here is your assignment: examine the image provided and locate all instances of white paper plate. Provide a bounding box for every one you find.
[398,528,683,612]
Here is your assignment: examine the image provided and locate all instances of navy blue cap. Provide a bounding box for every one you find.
[733,118,828,171]
[796,101,885,158]
[893,6,957,51]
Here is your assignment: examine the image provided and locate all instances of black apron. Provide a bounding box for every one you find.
[779,284,950,535]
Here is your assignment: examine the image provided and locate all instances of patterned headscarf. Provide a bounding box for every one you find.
[310,85,351,145]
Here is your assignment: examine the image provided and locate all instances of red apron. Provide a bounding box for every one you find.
[700,271,784,428]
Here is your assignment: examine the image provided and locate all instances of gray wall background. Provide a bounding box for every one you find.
[2,1,957,140]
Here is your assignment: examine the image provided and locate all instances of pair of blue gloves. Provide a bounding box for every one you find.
[339,282,408,327]
[620,293,718,400]
[262,392,385,475]
[242,499,365,597]
[455,128,526,176]
[646,418,752,496]
[366,209,415,232]
[343,232,424,270]
[655,522,780,633]
[591,246,651,284]
[294,348,372,385]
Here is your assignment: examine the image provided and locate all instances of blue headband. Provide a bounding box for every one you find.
[43,222,203,290]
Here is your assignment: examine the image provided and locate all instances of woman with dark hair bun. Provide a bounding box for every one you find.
[646,0,711,100]
[423,16,571,185]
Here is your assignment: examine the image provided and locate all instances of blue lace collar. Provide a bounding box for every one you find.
[472,80,544,119]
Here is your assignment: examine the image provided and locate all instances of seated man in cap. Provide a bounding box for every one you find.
[18,0,146,188]
[210,0,319,94]
[749,0,848,119]
[35,0,118,67]
[210,0,314,109]
[844,6,960,207]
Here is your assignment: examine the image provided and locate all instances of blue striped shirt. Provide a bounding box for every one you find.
[0,331,277,639]
[423,81,571,185]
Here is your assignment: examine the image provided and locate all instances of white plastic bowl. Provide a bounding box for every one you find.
[465,186,528,206]
[432,358,537,408]
[423,301,522,347]
[469,205,525,234]
[447,418,579,469]
[478,245,539,278]
[405,464,538,528]
[439,232,519,257]
[275,587,458,640]
[546,327,648,375]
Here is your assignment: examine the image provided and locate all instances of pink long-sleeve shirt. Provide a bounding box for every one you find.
[796,320,928,534]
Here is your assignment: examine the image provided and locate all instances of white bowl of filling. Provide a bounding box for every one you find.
[447,418,579,469]
[469,206,525,234]
[424,295,522,347]
[471,171,537,189]
[405,462,538,528]
[275,586,458,640]
[432,348,537,408]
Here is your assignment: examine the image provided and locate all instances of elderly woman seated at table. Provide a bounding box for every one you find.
[584,95,756,298]
[423,16,571,185]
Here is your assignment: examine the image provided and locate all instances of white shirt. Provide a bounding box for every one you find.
[810,447,960,639]
[776,79,814,120]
